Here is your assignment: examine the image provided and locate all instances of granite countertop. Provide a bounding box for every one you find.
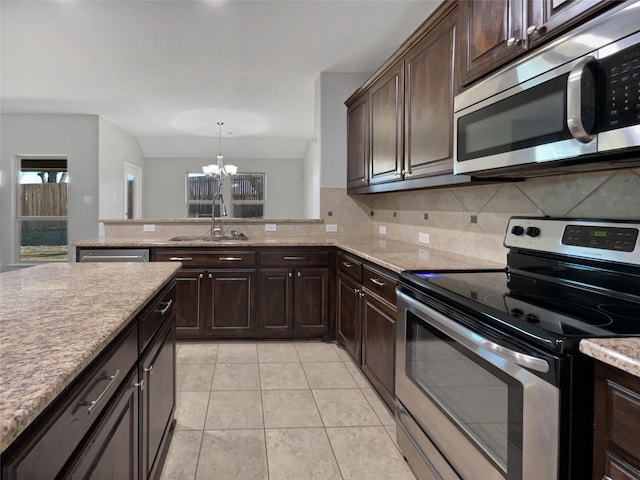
[580,338,640,377]
[74,235,506,273]
[0,262,181,453]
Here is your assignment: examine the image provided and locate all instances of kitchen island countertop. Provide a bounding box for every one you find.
[580,338,640,378]
[0,262,181,453]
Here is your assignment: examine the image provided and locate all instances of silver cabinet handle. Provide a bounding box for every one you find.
[526,25,538,35]
[81,255,145,261]
[506,37,517,46]
[155,299,173,316]
[399,292,549,373]
[284,256,307,260]
[208,273,213,279]
[169,257,192,261]
[567,55,596,143]
[297,272,301,278]
[354,288,360,295]
[218,257,242,261]
[288,272,293,278]
[198,273,204,279]
[360,291,365,298]
[134,379,145,391]
[144,365,154,376]
[87,369,120,414]
[370,278,386,287]
[341,262,353,268]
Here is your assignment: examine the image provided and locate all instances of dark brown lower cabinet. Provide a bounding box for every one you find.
[173,269,205,339]
[361,288,396,409]
[257,267,329,338]
[336,272,362,363]
[593,362,640,480]
[64,369,140,480]
[205,270,256,338]
[140,318,176,480]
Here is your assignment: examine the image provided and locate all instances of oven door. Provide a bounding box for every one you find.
[396,288,560,480]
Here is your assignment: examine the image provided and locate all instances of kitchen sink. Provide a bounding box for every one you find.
[169,234,248,242]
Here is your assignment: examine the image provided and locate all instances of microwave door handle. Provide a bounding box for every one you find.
[401,293,549,373]
[567,55,596,144]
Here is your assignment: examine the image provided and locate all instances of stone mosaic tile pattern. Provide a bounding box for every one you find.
[580,338,640,377]
[0,262,180,452]
[160,341,414,480]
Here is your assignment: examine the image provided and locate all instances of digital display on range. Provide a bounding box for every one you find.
[562,225,638,252]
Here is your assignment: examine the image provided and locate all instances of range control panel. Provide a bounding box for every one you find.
[504,217,640,265]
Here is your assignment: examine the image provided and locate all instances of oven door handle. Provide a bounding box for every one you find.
[401,293,550,373]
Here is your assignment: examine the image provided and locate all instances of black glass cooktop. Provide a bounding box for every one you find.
[399,268,640,353]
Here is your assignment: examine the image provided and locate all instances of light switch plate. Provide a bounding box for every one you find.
[265,224,277,232]
[82,195,92,204]
[379,225,386,235]
[419,232,430,244]
[143,224,156,232]
[325,224,338,232]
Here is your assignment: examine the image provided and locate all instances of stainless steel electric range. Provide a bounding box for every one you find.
[395,216,640,480]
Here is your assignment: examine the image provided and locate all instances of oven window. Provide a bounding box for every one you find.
[457,74,571,162]
[406,310,523,478]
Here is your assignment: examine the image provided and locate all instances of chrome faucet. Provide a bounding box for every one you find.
[211,187,228,238]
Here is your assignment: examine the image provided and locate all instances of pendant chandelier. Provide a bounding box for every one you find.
[202,122,237,177]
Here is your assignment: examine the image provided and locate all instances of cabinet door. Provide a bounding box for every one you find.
[527,0,609,48]
[404,6,458,179]
[369,61,404,185]
[361,290,396,410]
[593,363,640,480]
[64,370,139,480]
[458,0,525,86]
[174,269,205,340]
[294,268,329,338]
[257,268,294,338]
[347,95,369,189]
[336,274,361,364]
[206,270,256,338]
[141,320,176,480]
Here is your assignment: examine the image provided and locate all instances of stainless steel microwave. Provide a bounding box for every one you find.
[454,1,640,178]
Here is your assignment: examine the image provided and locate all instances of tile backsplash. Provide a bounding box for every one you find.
[322,167,640,265]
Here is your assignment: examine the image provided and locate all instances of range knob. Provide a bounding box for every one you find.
[526,226,541,237]
[511,225,525,236]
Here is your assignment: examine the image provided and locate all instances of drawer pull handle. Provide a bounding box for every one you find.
[169,257,192,261]
[284,256,307,260]
[341,262,353,268]
[87,369,120,414]
[370,278,386,287]
[134,379,145,391]
[219,257,242,261]
[155,299,173,316]
[144,365,154,376]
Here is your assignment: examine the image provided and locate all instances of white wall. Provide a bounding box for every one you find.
[302,76,322,218]
[98,118,145,231]
[143,157,304,219]
[0,114,100,270]
[319,72,371,188]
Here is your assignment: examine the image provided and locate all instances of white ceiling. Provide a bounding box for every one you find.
[1,0,440,158]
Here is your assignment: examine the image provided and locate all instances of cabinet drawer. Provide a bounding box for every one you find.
[607,375,640,461]
[3,324,138,480]
[154,250,256,268]
[140,282,176,352]
[362,265,397,304]
[260,250,329,267]
[337,252,362,283]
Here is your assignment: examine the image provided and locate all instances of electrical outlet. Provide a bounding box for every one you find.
[419,232,430,244]
[143,224,156,232]
[265,224,277,232]
[419,248,429,260]
[325,224,338,232]
[379,225,386,235]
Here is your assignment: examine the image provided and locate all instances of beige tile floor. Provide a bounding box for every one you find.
[160,341,417,480]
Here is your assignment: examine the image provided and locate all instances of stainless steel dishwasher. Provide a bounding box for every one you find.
[77,248,150,262]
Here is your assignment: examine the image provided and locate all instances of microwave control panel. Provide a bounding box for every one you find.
[600,42,640,131]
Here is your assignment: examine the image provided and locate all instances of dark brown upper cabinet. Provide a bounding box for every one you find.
[459,0,613,86]
[346,94,369,189]
[404,6,459,179]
